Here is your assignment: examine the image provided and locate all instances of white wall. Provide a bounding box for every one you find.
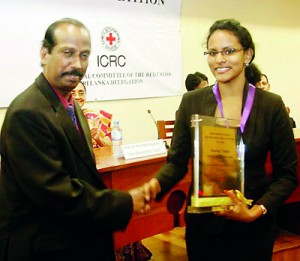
[1,0,300,144]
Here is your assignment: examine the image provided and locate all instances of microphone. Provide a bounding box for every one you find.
[147,109,170,149]
[147,109,160,139]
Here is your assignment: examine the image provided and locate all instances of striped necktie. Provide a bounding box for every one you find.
[66,104,78,128]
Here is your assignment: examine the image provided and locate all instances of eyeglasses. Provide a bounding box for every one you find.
[204,48,245,57]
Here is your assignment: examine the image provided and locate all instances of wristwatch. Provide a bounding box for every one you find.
[259,205,267,215]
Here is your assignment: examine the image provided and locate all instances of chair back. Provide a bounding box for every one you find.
[157,120,175,140]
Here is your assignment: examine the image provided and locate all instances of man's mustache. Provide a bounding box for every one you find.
[62,70,83,78]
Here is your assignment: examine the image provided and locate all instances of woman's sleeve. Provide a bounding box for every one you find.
[256,96,298,212]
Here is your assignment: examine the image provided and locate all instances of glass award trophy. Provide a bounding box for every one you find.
[187,114,245,214]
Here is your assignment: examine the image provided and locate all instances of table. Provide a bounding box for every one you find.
[94,147,191,248]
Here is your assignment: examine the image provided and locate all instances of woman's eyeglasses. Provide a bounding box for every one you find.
[204,48,245,57]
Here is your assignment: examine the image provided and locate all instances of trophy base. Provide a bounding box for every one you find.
[187,205,234,214]
[188,195,234,214]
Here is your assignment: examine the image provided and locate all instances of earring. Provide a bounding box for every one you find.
[245,63,249,67]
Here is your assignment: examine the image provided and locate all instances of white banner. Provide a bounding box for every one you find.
[0,0,182,107]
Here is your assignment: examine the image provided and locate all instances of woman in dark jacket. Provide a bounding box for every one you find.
[144,18,298,261]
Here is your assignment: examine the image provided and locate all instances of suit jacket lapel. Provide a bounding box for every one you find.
[242,81,257,142]
[35,73,96,169]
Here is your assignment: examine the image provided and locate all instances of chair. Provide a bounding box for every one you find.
[157,120,175,146]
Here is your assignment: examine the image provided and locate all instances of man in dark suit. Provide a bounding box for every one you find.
[0,18,148,261]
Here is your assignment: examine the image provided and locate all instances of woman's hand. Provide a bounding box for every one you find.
[90,127,109,147]
[143,178,161,202]
[90,127,100,139]
[214,190,264,223]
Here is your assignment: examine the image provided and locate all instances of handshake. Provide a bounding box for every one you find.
[128,178,161,214]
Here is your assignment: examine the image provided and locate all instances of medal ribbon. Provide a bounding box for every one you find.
[212,82,256,133]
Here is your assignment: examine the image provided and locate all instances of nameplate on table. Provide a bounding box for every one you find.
[122,140,167,160]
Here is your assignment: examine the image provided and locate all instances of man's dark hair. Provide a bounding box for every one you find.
[246,63,262,86]
[194,72,208,82]
[42,18,90,53]
[185,73,201,91]
[185,72,208,91]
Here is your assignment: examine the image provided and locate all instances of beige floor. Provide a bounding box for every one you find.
[143,226,300,261]
[142,227,188,261]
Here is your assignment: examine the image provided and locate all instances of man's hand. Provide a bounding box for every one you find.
[128,187,150,214]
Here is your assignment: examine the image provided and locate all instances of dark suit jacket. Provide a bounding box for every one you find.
[156,83,298,235]
[0,74,132,260]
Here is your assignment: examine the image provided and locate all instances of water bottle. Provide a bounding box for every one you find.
[111,120,122,156]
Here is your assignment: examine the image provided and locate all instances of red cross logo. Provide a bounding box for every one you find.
[101,27,121,51]
[106,33,116,45]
